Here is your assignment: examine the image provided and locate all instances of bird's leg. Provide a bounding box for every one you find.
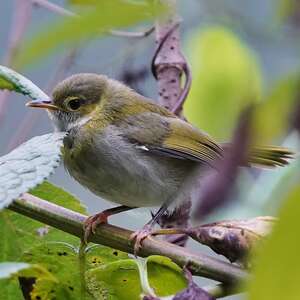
[84,205,135,243]
[130,201,170,255]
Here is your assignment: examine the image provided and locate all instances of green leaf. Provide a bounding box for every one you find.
[248,185,300,300]
[0,262,29,279]
[0,133,66,210]
[30,181,87,214]
[86,256,187,299]
[184,26,262,140]
[87,259,142,300]
[20,243,128,299]
[0,180,132,299]
[0,65,49,100]
[17,0,162,67]
[146,256,186,297]
[0,181,87,264]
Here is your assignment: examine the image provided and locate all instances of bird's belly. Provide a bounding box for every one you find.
[63,133,194,208]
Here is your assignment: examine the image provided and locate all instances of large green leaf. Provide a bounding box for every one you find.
[0,65,49,100]
[17,0,162,67]
[184,26,262,140]
[0,181,86,299]
[248,185,300,300]
[0,181,134,299]
[86,255,187,299]
[19,243,128,299]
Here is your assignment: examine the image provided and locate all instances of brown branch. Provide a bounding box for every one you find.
[9,193,247,285]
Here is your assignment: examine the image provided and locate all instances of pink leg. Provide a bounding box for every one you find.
[84,205,135,243]
[130,201,170,255]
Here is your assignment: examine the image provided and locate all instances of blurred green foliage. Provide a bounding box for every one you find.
[184,26,262,141]
[254,75,300,143]
[248,185,300,300]
[277,0,300,24]
[16,0,162,68]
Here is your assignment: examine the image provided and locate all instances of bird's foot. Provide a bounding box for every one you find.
[83,212,108,243]
[130,224,154,256]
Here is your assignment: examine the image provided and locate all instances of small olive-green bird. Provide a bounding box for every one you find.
[27,73,293,252]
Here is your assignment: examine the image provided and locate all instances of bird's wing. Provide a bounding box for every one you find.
[119,112,223,166]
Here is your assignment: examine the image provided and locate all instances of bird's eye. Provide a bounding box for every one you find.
[66,98,81,111]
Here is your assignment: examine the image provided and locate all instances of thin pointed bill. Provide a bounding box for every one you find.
[26,100,59,111]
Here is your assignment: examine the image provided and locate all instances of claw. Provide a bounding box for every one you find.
[83,212,108,244]
[130,224,153,256]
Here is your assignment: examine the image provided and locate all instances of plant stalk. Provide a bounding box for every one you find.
[9,193,247,285]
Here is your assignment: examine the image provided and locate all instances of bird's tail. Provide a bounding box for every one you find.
[248,146,294,168]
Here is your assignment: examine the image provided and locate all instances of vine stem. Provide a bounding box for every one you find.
[9,193,247,286]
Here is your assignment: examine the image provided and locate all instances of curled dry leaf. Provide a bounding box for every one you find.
[187,216,276,263]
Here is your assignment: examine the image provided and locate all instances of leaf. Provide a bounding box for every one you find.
[247,186,300,300]
[0,133,66,210]
[19,244,128,299]
[0,181,87,261]
[0,262,29,279]
[146,256,187,297]
[87,255,187,300]
[87,259,142,300]
[0,65,49,100]
[0,178,131,299]
[17,0,163,67]
[0,181,88,266]
[184,26,262,140]
[30,181,87,214]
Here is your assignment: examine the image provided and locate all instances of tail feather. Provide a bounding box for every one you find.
[248,146,294,168]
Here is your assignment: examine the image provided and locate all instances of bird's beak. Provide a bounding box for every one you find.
[26,99,59,111]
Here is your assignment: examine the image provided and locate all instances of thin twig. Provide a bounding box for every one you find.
[31,0,77,17]
[9,193,248,285]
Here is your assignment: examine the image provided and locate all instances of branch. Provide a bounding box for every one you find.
[9,193,247,285]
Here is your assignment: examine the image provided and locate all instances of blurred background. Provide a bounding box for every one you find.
[1,1,300,297]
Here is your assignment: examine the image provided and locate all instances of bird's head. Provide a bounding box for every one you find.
[27,73,108,131]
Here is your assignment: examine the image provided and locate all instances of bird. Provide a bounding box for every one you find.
[26,73,293,253]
